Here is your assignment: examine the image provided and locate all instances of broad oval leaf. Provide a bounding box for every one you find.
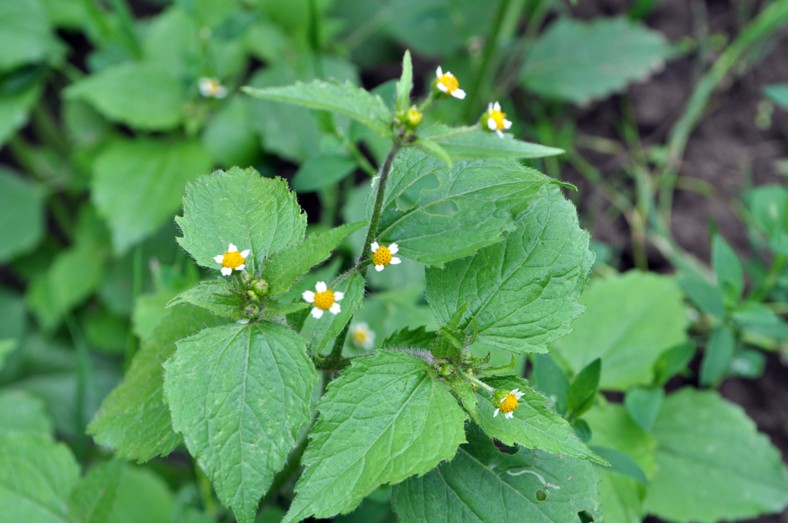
[285,351,467,521]
[426,188,593,353]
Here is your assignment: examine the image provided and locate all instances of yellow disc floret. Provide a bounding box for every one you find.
[372,245,393,267]
[493,388,524,419]
[499,393,519,414]
[489,107,507,130]
[313,289,336,311]
[221,250,245,269]
[437,73,459,93]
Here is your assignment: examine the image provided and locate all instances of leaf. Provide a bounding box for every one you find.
[285,351,467,521]
[426,188,593,353]
[677,270,725,319]
[379,148,554,267]
[624,387,664,432]
[176,167,307,271]
[552,272,689,390]
[732,301,788,342]
[413,138,452,165]
[711,235,743,305]
[652,340,696,387]
[262,222,366,296]
[566,358,601,419]
[68,461,174,523]
[0,0,59,72]
[291,152,357,192]
[168,279,244,319]
[475,377,603,464]
[521,17,672,105]
[301,271,366,355]
[92,138,212,254]
[164,322,318,523]
[745,185,788,254]
[395,50,413,113]
[0,79,43,147]
[0,432,80,523]
[88,304,224,462]
[699,325,736,386]
[0,390,52,434]
[764,84,788,110]
[65,62,185,130]
[644,389,788,522]
[530,353,570,416]
[0,167,45,262]
[243,79,392,137]
[421,124,564,160]
[202,96,260,167]
[392,425,601,523]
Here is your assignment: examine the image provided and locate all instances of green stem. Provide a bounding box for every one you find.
[357,143,402,266]
[465,0,512,118]
[65,314,92,461]
[462,372,495,394]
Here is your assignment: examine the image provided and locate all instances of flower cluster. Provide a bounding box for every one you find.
[199,77,228,99]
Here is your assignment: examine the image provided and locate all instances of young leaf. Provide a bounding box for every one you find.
[164,321,317,523]
[644,389,788,522]
[711,235,744,305]
[426,188,593,354]
[475,377,604,464]
[168,279,244,319]
[745,185,788,254]
[301,271,366,355]
[677,270,726,320]
[413,138,452,165]
[0,390,52,434]
[552,272,689,390]
[89,304,224,462]
[652,340,695,387]
[699,325,736,386]
[392,425,601,523]
[567,358,601,419]
[421,124,564,160]
[243,80,392,137]
[377,148,553,267]
[0,167,45,262]
[92,138,212,254]
[285,351,467,521]
[395,50,413,113]
[176,167,307,270]
[624,387,664,432]
[262,222,366,296]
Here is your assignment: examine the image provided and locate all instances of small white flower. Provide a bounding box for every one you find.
[435,66,466,100]
[213,243,250,276]
[485,101,512,138]
[370,241,401,272]
[493,388,524,419]
[302,281,344,319]
[350,322,376,350]
[199,77,228,99]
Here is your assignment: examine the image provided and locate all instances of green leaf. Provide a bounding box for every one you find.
[644,389,788,522]
[0,0,59,72]
[68,461,174,523]
[89,304,224,462]
[92,138,212,254]
[263,222,366,296]
[0,79,43,147]
[301,271,366,355]
[590,447,648,484]
[168,279,244,319]
[378,148,553,266]
[652,340,695,387]
[65,62,185,130]
[392,425,601,523]
[164,322,318,523]
[412,138,452,165]
[285,351,467,521]
[567,358,601,419]
[176,167,307,271]
[426,188,592,353]
[202,96,260,168]
[553,272,689,390]
[764,84,788,110]
[0,167,45,262]
[744,185,788,254]
[677,270,725,319]
[0,432,80,523]
[733,301,788,342]
[395,50,413,113]
[475,376,603,464]
[421,125,564,160]
[530,353,570,416]
[521,17,672,104]
[243,79,392,137]
[699,325,736,386]
[291,152,357,192]
[0,390,52,434]
[596,472,645,523]
[624,387,664,432]
[711,235,743,305]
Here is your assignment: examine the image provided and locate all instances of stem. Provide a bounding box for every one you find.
[462,372,495,394]
[357,143,402,266]
[65,314,92,461]
[464,0,511,118]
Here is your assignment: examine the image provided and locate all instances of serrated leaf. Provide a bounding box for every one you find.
[263,222,366,296]
[285,351,467,521]
[301,271,366,355]
[243,79,392,137]
[89,304,224,462]
[421,124,564,160]
[0,390,52,434]
[168,279,244,319]
[475,377,603,463]
[65,62,185,130]
[68,461,174,523]
[176,167,306,271]
[392,425,601,523]
[521,17,672,104]
[382,326,436,350]
[0,432,80,523]
[644,389,788,522]
[395,50,413,113]
[164,322,317,523]
[553,272,689,390]
[92,138,212,254]
[0,167,45,262]
[426,188,593,354]
[377,148,553,267]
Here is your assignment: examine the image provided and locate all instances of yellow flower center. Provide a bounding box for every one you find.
[438,73,459,93]
[490,108,507,130]
[221,250,245,269]
[372,245,393,267]
[499,393,519,414]
[406,106,423,126]
[313,289,336,311]
[353,330,368,344]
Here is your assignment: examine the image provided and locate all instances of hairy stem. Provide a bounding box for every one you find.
[357,143,402,266]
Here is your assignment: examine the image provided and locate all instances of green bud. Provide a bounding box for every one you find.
[246,290,259,302]
[251,278,269,296]
[244,304,260,318]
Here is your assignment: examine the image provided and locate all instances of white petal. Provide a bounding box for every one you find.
[493,101,501,111]
[487,117,497,131]
[315,281,327,293]
[436,66,443,78]
[388,243,398,254]
[496,129,504,138]
[214,255,224,264]
[505,412,514,419]
[375,264,384,272]
[333,291,344,301]
[390,257,401,265]
[311,307,324,319]
[221,267,232,276]
[488,102,494,112]
[215,86,228,99]
[504,119,512,130]
[329,303,341,315]
[236,264,245,271]
[515,392,524,399]
[436,83,448,93]
[493,408,500,417]
[357,322,369,329]
[240,249,250,258]
[371,242,379,252]
[228,243,238,252]
[510,388,519,395]
[302,290,315,303]
[452,89,466,100]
